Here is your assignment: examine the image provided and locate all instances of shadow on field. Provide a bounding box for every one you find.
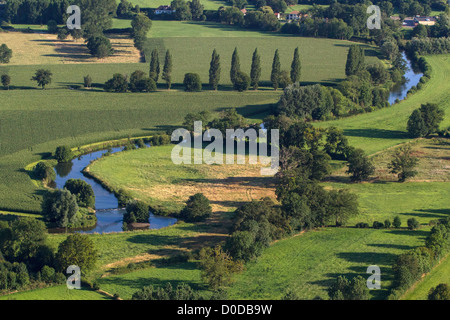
[366,243,416,250]
[416,208,450,216]
[399,210,446,219]
[343,128,409,140]
[387,229,429,239]
[336,251,398,265]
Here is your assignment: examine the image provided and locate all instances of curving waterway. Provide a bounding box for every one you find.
[52,145,177,234]
[388,52,423,105]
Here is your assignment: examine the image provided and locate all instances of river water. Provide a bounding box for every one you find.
[388,52,423,105]
[52,145,177,234]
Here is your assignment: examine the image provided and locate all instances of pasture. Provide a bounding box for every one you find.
[118,0,229,10]
[0,285,111,300]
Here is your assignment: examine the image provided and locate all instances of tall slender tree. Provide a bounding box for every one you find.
[209,49,221,90]
[345,45,365,76]
[230,47,240,85]
[290,47,301,83]
[271,49,281,90]
[162,50,173,90]
[149,49,160,82]
[250,48,261,90]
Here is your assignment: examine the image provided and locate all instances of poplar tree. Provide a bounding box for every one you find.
[209,49,221,90]
[149,49,160,82]
[162,50,173,90]
[230,47,240,85]
[290,47,301,83]
[271,49,281,90]
[345,45,365,76]
[250,48,261,90]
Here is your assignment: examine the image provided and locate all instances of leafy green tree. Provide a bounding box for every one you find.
[346,148,375,182]
[393,216,402,228]
[328,275,370,300]
[64,179,95,208]
[33,162,56,183]
[183,110,210,131]
[209,49,221,90]
[271,49,281,90]
[149,49,160,82]
[290,47,301,83]
[380,38,399,61]
[42,189,79,228]
[233,71,250,92]
[117,0,134,18]
[131,13,152,51]
[124,201,150,224]
[407,218,420,230]
[324,126,349,160]
[183,73,202,92]
[327,189,359,226]
[1,74,11,90]
[31,69,52,89]
[86,36,114,58]
[428,284,450,300]
[198,245,243,289]
[388,144,419,182]
[104,73,128,92]
[345,45,365,76]
[83,75,92,88]
[180,193,212,222]
[47,20,58,33]
[0,44,12,64]
[419,103,445,136]
[162,50,173,90]
[57,28,69,40]
[278,70,292,89]
[250,48,261,90]
[230,47,240,85]
[77,0,117,38]
[54,146,73,163]
[407,109,427,138]
[189,0,204,20]
[56,233,97,272]
[171,0,192,20]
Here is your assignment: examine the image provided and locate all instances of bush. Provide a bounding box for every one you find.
[33,162,56,182]
[428,284,450,300]
[64,179,95,208]
[355,222,370,228]
[54,146,73,163]
[149,134,171,146]
[183,73,202,92]
[393,216,402,228]
[55,233,97,272]
[384,219,391,229]
[407,218,420,230]
[104,74,128,93]
[233,71,250,92]
[180,193,212,222]
[373,221,384,229]
[124,200,150,224]
[83,75,92,88]
[86,36,114,58]
[42,189,79,228]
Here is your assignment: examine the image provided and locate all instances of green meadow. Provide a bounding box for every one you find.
[0,285,111,300]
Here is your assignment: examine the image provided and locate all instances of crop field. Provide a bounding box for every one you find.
[227,226,429,300]
[118,0,229,10]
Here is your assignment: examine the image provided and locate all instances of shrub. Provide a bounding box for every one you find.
[54,146,73,163]
[180,193,212,222]
[407,218,420,230]
[83,75,92,88]
[42,189,79,228]
[428,284,450,300]
[149,134,171,146]
[393,216,401,228]
[64,179,95,208]
[104,74,128,93]
[183,73,202,92]
[33,162,56,182]
[233,71,250,92]
[373,221,384,229]
[384,219,391,229]
[55,233,97,272]
[355,222,369,228]
[124,201,149,224]
[86,36,114,58]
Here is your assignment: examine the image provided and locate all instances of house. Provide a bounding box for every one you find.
[286,11,300,20]
[240,8,247,16]
[274,12,281,20]
[154,5,175,15]
[402,17,417,28]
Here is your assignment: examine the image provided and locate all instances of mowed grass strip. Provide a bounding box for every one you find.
[228,227,428,300]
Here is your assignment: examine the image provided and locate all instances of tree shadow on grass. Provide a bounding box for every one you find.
[343,128,409,140]
[387,229,429,239]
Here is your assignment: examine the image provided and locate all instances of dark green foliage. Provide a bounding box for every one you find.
[132,282,200,300]
[0,44,12,64]
[392,247,434,291]
[124,201,150,224]
[149,134,171,146]
[428,284,450,300]
[54,145,73,163]
[355,222,369,228]
[56,233,97,272]
[131,13,152,51]
[31,69,52,89]
[189,0,204,21]
[64,179,95,208]
[290,47,301,83]
[104,74,129,93]
[180,193,212,222]
[171,0,192,21]
[47,20,58,34]
[129,70,156,92]
[208,108,245,134]
[209,49,221,90]
[183,111,210,132]
[278,70,292,89]
[324,127,350,160]
[42,189,79,228]
[345,45,365,76]
[408,104,445,137]
[393,216,402,228]
[1,74,11,89]
[327,189,359,227]
[250,48,261,90]
[373,221,384,229]
[0,261,30,291]
[117,0,134,18]
[162,50,173,90]
[149,49,160,82]
[183,73,202,92]
[136,138,146,149]
[384,219,391,229]
[407,218,420,230]
[86,36,114,59]
[328,275,370,300]
[33,162,56,183]
[271,49,281,90]
[230,47,240,85]
[388,144,419,182]
[233,71,250,92]
[83,75,92,88]
[57,28,69,40]
[346,148,375,182]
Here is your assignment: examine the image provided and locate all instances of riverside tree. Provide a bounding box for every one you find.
[42,189,79,228]
[271,49,281,90]
[64,179,95,208]
[56,233,97,272]
[250,48,261,90]
[180,193,212,222]
[209,49,221,90]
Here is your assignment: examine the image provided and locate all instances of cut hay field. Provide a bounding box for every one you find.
[0,31,140,65]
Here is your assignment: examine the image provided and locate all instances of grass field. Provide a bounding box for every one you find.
[119,0,229,10]
[0,286,111,300]
[227,226,429,300]
[402,253,450,300]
